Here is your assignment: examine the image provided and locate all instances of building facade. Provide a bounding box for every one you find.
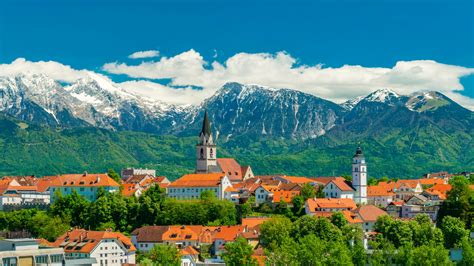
[352,145,368,204]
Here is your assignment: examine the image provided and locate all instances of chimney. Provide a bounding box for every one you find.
[83,171,88,176]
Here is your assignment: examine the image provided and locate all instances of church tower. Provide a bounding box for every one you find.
[196,111,219,173]
[352,144,367,204]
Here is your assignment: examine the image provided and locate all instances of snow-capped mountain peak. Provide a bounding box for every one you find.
[364,88,400,103]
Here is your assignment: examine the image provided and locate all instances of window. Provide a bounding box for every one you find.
[3,257,17,266]
[200,148,204,159]
[80,187,85,192]
[50,255,63,263]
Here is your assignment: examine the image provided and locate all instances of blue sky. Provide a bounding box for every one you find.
[0,0,473,106]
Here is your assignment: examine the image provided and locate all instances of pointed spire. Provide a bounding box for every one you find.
[354,142,363,157]
[200,110,212,137]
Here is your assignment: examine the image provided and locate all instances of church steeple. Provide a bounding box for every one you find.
[352,143,367,204]
[196,111,219,173]
[200,111,212,139]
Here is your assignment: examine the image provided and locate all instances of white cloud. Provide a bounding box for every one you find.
[0,58,91,82]
[103,50,474,109]
[128,50,160,59]
[1,52,473,110]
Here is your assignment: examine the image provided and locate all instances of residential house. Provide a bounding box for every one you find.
[367,185,394,207]
[254,185,279,204]
[323,177,355,199]
[167,173,232,200]
[401,195,439,221]
[0,239,65,266]
[422,184,451,201]
[52,229,136,266]
[48,173,120,203]
[386,201,404,218]
[179,246,200,266]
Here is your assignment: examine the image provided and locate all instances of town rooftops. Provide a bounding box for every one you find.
[168,173,227,188]
[327,177,355,192]
[53,229,135,254]
[47,173,120,188]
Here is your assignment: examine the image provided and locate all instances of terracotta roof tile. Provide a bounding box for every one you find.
[217,158,243,182]
[53,229,135,253]
[368,185,395,196]
[272,190,300,203]
[328,177,355,191]
[47,173,120,188]
[354,205,387,222]
[306,198,357,212]
[241,217,271,229]
[168,173,226,188]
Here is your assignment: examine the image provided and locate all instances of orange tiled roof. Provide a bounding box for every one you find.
[241,217,271,229]
[354,205,387,222]
[121,184,139,197]
[306,198,357,212]
[180,246,199,256]
[278,176,316,184]
[329,177,355,192]
[272,190,300,203]
[424,184,452,200]
[217,158,243,181]
[168,173,226,188]
[47,173,120,188]
[368,185,395,197]
[225,186,238,192]
[341,210,363,224]
[213,225,245,241]
[53,229,136,253]
[419,178,446,186]
[311,177,338,185]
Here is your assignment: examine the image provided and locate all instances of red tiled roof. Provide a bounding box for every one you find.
[311,177,338,185]
[121,184,139,197]
[419,178,445,186]
[328,177,355,191]
[277,176,315,184]
[272,190,300,203]
[424,184,452,200]
[217,158,243,181]
[47,173,120,188]
[354,205,387,222]
[53,229,135,253]
[306,198,357,212]
[213,225,245,241]
[368,185,395,196]
[168,173,226,188]
[241,217,271,229]
[180,246,199,256]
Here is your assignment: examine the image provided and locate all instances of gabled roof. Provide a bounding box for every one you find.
[121,183,139,197]
[180,246,199,256]
[168,173,226,188]
[277,176,316,184]
[354,205,387,222]
[217,158,243,181]
[47,173,120,188]
[327,177,355,192]
[53,229,135,254]
[311,177,338,185]
[419,178,446,186]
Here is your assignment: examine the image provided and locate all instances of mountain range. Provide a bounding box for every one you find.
[0,74,472,179]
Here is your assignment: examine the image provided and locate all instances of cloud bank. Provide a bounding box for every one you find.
[1,50,473,109]
[128,50,160,59]
[102,50,474,109]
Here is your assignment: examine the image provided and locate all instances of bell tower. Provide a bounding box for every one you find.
[196,111,218,173]
[352,144,367,204]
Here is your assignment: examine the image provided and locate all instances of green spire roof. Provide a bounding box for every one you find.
[201,111,212,137]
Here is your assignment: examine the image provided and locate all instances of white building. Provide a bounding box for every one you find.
[167,173,232,200]
[352,145,368,204]
[323,177,355,199]
[52,229,136,266]
[48,173,120,203]
[0,239,65,266]
[254,185,279,204]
